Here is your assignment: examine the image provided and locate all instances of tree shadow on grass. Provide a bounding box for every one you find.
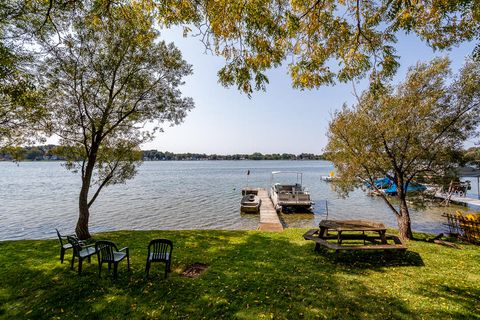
[314,248,425,269]
[412,281,480,319]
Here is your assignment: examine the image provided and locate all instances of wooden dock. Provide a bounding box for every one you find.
[245,188,283,232]
[435,192,480,207]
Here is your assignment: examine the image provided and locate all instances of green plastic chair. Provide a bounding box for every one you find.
[67,236,96,275]
[55,228,73,264]
[95,240,130,279]
[145,239,173,279]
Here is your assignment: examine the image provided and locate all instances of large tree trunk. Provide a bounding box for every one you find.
[397,195,414,240]
[76,176,92,240]
[75,146,98,240]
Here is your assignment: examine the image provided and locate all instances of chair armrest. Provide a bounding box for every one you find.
[118,247,129,253]
[63,232,76,236]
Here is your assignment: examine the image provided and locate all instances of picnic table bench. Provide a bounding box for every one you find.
[304,220,407,252]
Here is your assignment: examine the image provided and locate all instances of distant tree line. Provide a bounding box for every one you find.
[0,145,325,161]
[143,150,325,161]
[0,145,60,161]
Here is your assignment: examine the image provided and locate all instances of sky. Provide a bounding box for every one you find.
[140,29,475,155]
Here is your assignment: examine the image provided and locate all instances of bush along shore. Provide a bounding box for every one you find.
[0,229,479,319]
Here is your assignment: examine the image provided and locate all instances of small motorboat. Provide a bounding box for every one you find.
[240,193,261,213]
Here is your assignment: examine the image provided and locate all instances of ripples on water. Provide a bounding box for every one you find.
[0,160,477,240]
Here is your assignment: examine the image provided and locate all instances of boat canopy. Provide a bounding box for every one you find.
[271,171,303,185]
[271,171,304,175]
[384,182,427,195]
[364,177,392,189]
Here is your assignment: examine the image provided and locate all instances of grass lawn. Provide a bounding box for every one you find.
[0,229,479,319]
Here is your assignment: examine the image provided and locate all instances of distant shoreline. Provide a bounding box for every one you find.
[1,145,326,161]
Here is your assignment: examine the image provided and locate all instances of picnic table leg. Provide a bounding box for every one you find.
[338,231,343,245]
[319,227,327,238]
[379,231,387,244]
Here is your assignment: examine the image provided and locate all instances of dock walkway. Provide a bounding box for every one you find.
[435,192,480,207]
[256,188,284,232]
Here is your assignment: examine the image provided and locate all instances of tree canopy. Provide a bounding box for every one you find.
[178,0,479,94]
[5,1,478,98]
[0,0,46,148]
[325,57,480,239]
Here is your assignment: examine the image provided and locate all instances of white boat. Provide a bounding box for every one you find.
[269,171,314,213]
[321,176,336,182]
[240,193,261,213]
[321,171,336,182]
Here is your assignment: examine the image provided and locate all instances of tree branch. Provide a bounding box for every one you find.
[299,0,322,20]
[87,160,119,208]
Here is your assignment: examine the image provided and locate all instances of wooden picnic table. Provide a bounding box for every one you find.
[319,219,388,245]
[303,219,407,252]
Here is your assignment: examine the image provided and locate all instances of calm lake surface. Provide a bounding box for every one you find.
[0,160,477,240]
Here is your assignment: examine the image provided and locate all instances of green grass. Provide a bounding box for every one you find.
[0,229,479,319]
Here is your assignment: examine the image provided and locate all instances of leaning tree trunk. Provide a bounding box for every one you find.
[76,176,92,240]
[397,194,414,240]
[75,150,98,240]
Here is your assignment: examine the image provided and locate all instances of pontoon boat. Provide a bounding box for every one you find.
[269,171,313,213]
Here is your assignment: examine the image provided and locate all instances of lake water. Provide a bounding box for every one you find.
[0,160,477,240]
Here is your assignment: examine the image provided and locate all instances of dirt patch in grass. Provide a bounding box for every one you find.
[181,263,208,278]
